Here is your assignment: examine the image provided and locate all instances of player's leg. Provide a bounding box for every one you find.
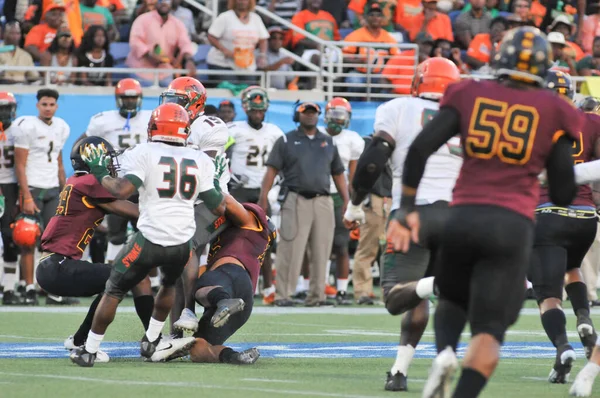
[1,183,19,304]
[331,194,351,305]
[570,339,600,397]
[18,188,44,304]
[189,337,260,365]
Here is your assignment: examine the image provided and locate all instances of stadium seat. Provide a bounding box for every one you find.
[498,11,512,18]
[449,10,461,24]
[194,44,212,64]
[110,42,130,63]
[340,28,354,39]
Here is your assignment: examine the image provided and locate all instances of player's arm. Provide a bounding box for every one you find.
[13,122,37,213]
[101,176,138,200]
[97,199,139,219]
[57,152,66,190]
[351,131,395,205]
[222,193,258,228]
[546,134,577,206]
[574,136,600,185]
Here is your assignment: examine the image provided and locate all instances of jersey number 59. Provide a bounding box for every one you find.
[157,156,198,200]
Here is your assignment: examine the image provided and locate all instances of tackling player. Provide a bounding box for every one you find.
[70,103,226,367]
[528,70,599,384]
[344,58,461,391]
[227,86,283,304]
[387,27,581,397]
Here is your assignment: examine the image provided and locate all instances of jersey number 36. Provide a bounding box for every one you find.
[157,156,198,200]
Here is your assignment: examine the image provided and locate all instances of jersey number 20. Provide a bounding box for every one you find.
[157,156,198,200]
[466,98,539,165]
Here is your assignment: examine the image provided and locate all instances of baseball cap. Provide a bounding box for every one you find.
[46,4,66,12]
[219,100,235,110]
[366,2,383,14]
[298,102,321,113]
[268,26,285,35]
[548,31,566,46]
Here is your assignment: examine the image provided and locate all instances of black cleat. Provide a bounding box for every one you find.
[356,296,375,305]
[140,334,161,358]
[335,291,352,306]
[576,314,597,360]
[46,295,80,305]
[230,348,260,365]
[2,290,20,305]
[548,344,576,384]
[24,290,38,306]
[273,298,295,307]
[211,298,245,328]
[385,371,408,391]
[70,347,96,367]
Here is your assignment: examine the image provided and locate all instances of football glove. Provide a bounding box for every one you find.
[343,202,366,224]
[81,143,110,182]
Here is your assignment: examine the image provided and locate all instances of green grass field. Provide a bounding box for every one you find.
[0,297,598,398]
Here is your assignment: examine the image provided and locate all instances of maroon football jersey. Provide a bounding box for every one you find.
[41,174,116,259]
[207,203,275,291]
[538,112,600,207]
[441,79,583,220]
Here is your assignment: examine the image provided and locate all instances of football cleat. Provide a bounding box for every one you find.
[385,371,408,391]
[570,362,599,397]
[24,290,38,305]
[148,337,196,362]
[70,347,96,367]
[577,315,597,360]
[64,336,110,363]
[210,298,245,328]
[2,290,20,305]
[46,294,80,305]
[173,308,199,332]
[230,347,260,365]
[335,291,352,306]
[140,334,162,358]
[422,346,459,398]
[548,344,576,384]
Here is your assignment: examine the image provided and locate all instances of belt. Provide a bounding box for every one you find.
[535,207,598,219]
[290,189,329,199]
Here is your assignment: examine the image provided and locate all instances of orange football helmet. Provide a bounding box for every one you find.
[115,78,142,117]
[160,77,207,121]
[411,58,460,100]
[148,103,190,145]
[11,214,41,248]
[0,92,17,132]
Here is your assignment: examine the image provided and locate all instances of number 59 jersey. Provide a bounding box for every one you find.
[119,142,216,246]
[442,79,583,220]
[228,121,284,189]
[0,124,19,184]
[85,110,153,150]
[375,97,462,211]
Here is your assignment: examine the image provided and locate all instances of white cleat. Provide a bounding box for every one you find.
[570,363,600,397]
[149,337,196,362]
[422,347,459,398]
[64,335,110,363]
[173,308,199,332]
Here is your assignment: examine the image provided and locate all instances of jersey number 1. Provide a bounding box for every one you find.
[157,156,198,200]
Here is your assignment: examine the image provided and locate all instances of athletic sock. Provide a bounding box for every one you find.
[434,299,467,353]
[390,344,415,376]
[73,294,103,346]
[206,287,231,307]
[1,262,17,291]
[541,308,569,348]
[453,368,488,398]
[219,347,237,363]
[85,331,104,354]
[145,317,164,342]
[336,278,349,293]
[566,281,591,318]
[134,295,154,330]
[416,277,435,299]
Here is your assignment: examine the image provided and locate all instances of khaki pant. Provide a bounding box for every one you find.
[275,192,334,304]
[352,195,391,299]
[582,221,600,301]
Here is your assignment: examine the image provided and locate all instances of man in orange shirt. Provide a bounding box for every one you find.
[347,0,404,33]
[465,16,508,70]
[24,4,66,62]
[406,0,453,42]
[23,0,83,47]
[382,33,432,95]
[291,0,341,65]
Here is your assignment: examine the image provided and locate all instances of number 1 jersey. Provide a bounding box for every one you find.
[119,142,216,246]
[441,79,583,220]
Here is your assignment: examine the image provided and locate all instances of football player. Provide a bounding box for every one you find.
[79,78,152,264]
[527,70,599,384]
[0,92,22,305]
[388,27,581,397]
[158,77,233,334]
[227,86,283,304]
[344,58,461,391]
[37,136,154,363]
[70,103,226,367]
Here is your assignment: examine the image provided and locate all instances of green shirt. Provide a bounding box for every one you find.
[79,4,114,30]
[460,5,499,18]
[576,56,600,76]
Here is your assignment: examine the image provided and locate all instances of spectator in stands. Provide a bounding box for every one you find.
[348,0,404,36]
[76,25,113,86]
[259,26,295,89]
[465,16,508,71]
[406,0,453,42]
[343,2,398,93]
[539,0,584,44]
[321,0,350,28]
[171,0,202,43]
[430,38,470,73]
[258,0,300,26]
[548,14,584,61]
[97,0,128,23]
[577,36,600,76]
[582,3,600,54]
[130,0,157,23]
[395,0,423,33]
[0,21,40,84]
[22,0,83,47]
[548,31,577,74]
[207,0,269,84]
[126,0,196,86]
[80,0,120,41]
[290,0,340,66]
[462,0,500,18]
[510,0,536,26]
[40,27,78,85]
[218,100,236,123]
[24,4,66,62]
[382,33,432,95]
[454,0,492,49]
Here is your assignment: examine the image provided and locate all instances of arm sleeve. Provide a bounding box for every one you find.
[129,16,151,59]
[208,13,226,38]
[402,107,461,188]
[291,13,306,47]
[546,135,577,207]
[330,145,345,176]
[194,117,229,152]
[24,26,40,48]
[13,119,32,149]
[373,101,399,135]
[265,136,286,170]
[120,146,146,187]
[196,152,216,193]
[256,15,270,40]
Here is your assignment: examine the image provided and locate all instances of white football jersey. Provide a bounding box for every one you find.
[374,97,462,210]
[229,121,284,189]
[84,110,152,150]
[14,116,70,189]
[119,142,216,246]
[320,127,365,193]
[0,124,19,184]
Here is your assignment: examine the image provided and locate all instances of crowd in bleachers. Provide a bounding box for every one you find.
[1,0,600,91]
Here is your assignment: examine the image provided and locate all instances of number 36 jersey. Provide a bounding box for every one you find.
[374,97,462,211]
[119,142,216,246]
[441,79,582,220]
[0,124,20,184]
[228,121,284,189]
[84,110,153,150]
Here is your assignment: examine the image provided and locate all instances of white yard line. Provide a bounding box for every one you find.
[0,372,392,398]
[241,378,301,383]
[0,335,62,341]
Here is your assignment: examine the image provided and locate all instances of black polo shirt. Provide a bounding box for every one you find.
[266,129,345,195]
